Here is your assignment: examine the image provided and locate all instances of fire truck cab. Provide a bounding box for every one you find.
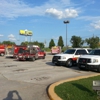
[32,45,46,59]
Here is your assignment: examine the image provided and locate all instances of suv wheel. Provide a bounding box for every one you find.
[66,59,73,67]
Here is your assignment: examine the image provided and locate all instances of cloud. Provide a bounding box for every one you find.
[0,34,4,37]
[76,16,100,30]
[77,16,100,21]
[8,34,15,38]
[45,8,78,19]
[52,36,59,40]
[0,0,44,18]
[0,0,79,19]
[8,34,16,41]
[91,20,100,29]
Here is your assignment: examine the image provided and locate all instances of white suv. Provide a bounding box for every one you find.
[77,49,100,72]
[52,48,91,67]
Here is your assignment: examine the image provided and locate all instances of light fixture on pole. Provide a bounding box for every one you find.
[63,20,69,49]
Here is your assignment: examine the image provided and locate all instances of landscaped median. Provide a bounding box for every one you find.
[48,73,100,100]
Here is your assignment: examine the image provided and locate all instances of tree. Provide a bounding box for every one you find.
[49,39,55,49]
[85,36,99,49]
[39,43,44,49]
[20,41,44,48]
[57,36,64,48]
[70,35,84,48]
[2,41,16,45]
[32,41,39,45]
[21,41,28,46]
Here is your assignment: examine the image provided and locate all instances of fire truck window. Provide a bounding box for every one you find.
[33,48,37,54]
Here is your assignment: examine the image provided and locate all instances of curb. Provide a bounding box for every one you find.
[48,73,100,100]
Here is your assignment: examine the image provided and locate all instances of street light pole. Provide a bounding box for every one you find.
[63,20,69,49]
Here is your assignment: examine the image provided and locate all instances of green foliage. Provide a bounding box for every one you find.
[43,47,51,52]
[20,41,44,49]
[49,39,55,49]
[62,47,67,52]
[85,36,99,49]
[2,41,16,45]
[55,75,100,100]
[70,35,84,48]
[57,36,64,48]
[21,41,28,46]
[62,46,72,52]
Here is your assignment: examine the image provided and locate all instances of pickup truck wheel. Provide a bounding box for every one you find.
[1,53,4,56]
[66,59,73,67]
[31,57,35,61]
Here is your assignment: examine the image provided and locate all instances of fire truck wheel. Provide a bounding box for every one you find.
[1,53,4,56]
[31,57,35,61]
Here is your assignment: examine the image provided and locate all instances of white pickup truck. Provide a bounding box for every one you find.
[77,49,100,72]
[52,48,91,67]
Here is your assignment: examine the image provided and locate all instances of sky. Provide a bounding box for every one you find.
[0,0,100,47]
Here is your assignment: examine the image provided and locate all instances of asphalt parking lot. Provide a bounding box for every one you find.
[0,53,98,100]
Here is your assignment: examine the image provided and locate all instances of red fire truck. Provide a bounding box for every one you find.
[16,45,46,61]
[16,46,36,61]
[0,45,5,56]
[51,46,61,55]
[5,45,27,58]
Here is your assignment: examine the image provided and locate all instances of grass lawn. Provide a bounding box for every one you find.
[55,75,100,100]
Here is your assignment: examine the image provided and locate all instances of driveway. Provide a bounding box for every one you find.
[0,54,97,100]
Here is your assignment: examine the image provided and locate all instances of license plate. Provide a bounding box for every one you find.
[81,65,85,67]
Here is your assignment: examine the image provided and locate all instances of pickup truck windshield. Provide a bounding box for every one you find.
[64,49,75,54]
[89,50,100,55]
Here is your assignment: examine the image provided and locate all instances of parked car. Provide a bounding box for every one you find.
[77,49,100,72]
[52,48,91,67]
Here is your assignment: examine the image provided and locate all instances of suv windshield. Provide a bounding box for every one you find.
[64,49,76,54]
[89,49,100,55]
